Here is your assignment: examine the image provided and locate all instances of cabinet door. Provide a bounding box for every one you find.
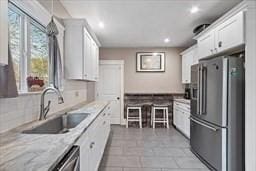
[182,51,193,84]
[176,109,182,130]
[91,41,99,81]
[215,11,244,53]
[193,47,199,65]
[197,30,215,59]
[173,104,178,126]
[0,0,8,65]
[182,55,188,84]
[94,45,99,81]
[77,133,90,171]
[84,30,94,80]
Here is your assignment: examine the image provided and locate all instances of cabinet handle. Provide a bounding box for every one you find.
[90,142,95,149]
[103,121,106,125]
[218,41,222,48]
[210,49,213,53]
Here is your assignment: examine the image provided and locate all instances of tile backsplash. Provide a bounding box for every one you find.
[0,80,87,133]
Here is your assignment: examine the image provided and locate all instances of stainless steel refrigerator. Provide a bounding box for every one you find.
[190,55,244,171]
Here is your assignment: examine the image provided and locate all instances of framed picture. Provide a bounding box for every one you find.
[136,52,165,72]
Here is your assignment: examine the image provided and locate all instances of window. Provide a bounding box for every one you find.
[8,3,49,92]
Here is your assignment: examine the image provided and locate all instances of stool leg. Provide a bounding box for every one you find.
[139,108,142,128]
[153,108,155,129]
[126,108,129,128]
[166,108,169,129]
[163,109,166,127]
[150,108,153,127]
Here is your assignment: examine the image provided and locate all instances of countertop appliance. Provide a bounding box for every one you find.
[53,146,80,171]
[184,87,191,99]
[190,55,244,171]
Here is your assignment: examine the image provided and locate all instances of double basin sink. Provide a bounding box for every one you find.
[23,113,90,134]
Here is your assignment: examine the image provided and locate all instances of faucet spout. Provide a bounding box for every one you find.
[39,87,64,120]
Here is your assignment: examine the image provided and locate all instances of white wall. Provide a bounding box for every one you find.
[99,47,184,94]
[0,0,88,133]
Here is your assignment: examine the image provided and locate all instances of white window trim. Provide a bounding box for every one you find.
[9,0,65,94]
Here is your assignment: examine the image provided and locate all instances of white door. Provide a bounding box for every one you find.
[96,62,123,124]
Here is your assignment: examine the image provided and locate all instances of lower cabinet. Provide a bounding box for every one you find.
[173,102,190,138]
[75,104,111,171]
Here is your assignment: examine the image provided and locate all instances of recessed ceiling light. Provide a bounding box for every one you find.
[98,21,104,28]
[164,38,170,43]
[190,6,199,14]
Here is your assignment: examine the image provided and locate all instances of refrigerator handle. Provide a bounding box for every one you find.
[190,117,218,132]
[198,65,203,115]
[197,65,200,115]
[201,66,207,115]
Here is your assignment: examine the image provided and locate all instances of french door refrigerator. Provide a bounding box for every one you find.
[190,55,244,171]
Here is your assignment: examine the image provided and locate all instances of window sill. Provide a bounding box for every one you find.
[18,88,64,96]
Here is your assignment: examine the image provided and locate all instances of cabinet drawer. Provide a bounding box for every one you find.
[174,102,190,113]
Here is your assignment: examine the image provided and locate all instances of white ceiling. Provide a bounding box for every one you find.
[60,0,242,48]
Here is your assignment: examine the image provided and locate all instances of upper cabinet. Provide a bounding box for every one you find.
[0,0,8,65]
[195,11,245,59]
[181,45,197,84]
[197,30,215,59]
[214,11,244,52]
[64,19,100,81]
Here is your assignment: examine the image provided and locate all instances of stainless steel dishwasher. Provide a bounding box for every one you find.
[53,146,80,171]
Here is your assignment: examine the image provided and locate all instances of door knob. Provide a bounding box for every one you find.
[117,97,120,100]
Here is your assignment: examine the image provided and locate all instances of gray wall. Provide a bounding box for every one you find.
[100,47,184,94]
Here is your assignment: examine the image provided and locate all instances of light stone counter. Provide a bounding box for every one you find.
[0,101,109,171]
[174,98,191,105]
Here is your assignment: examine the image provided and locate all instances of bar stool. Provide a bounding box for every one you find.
[151,104,169,129]
[126,104,142,128]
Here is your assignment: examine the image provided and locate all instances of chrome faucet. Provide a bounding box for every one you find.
[39,87,64,120]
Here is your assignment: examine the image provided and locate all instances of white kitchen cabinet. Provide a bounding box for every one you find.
[173,101,190,138]
[215,11,244,53]
[196,11,245,59]
[64,19,100,81]
[75,104,111,171]
[78,132,90,171]
[197,30,215,59]
[0,0,8,65]
[181,45,197,84]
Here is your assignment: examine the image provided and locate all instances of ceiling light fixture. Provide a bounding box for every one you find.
[190,6,199,14]
[98,21,104,28]
[164,38,170,43]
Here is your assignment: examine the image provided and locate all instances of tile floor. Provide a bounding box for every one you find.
[99,125,210,171]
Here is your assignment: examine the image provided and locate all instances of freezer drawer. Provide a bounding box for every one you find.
[190,117,226,171]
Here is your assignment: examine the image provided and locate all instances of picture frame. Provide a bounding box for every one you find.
[136,52,165,72]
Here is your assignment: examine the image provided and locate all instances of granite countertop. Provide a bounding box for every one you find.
[174,98,191,105]
[0,101,109,171]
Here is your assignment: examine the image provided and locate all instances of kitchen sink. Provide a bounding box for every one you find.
[22,113,90,134]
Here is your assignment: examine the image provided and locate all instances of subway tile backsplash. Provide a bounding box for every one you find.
[0,81,87,133]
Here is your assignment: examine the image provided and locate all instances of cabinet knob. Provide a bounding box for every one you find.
[218,41,222,48]
[117,97,120,100]
[90,142,95,149]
